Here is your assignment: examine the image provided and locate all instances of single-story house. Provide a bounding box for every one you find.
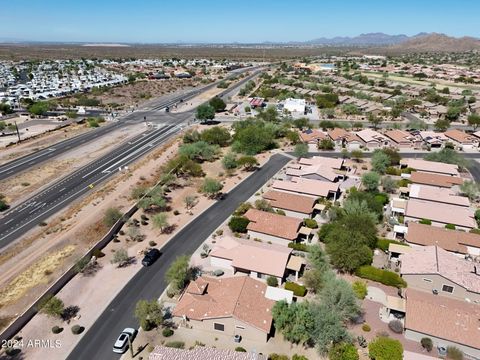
[444,129,478,150]
[172,276,274,342]
[244,209,303,245]
[400,159,459,176]
[419,131,449,148]
[400,245,480,303]
[149,346,266,360]
[262,190,317,218]
[356,129,391,149]
[343,132,364,151]
[408,184,470,207]
[286,164,342,182]
[272,178,340,200]
[405,222,480,256]
[404,288,480,359]
[298,129,326,145]
[404,199,476,230]
[210,237,303,283]
[327,128,348,148]
[298,156,345,170]
[409,171,463,188]
[384,129,420,149]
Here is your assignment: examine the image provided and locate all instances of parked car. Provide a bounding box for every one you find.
[142,248,161,267]
[113,328,136,354]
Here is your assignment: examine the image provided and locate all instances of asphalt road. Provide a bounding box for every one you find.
[66,153,290,360]
[0,123,184,249]
[0,66,261,182]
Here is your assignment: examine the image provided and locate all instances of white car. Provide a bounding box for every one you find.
[112,328,137,354]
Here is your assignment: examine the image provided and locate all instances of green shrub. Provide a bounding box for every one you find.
[328,342,359,360]
[267,276,279,287]
[235,347,247,352]
[268,354,290,360]
[71,325,84,335]
[355,265,407,288]
[362,324,371,332]
[276,209,286,216]
[447,346,464,360]
[51,326,63,334]
[292,355,309,360]
[421,337,433,352]
[234,202,253,216]
[369,336,403,360]
[149,241,157,247]
[445,223,456,230]
[288,242,308,252]
[303,218,318,229]
[419,219,432,225]
[165,341,185,349]
[352,281,368,299]
[162,328,174,337]
[284,282,307,297]
[385,167,401,176]
[374,193,389,205]
[376,239,406,252]
[228,216,250,233]
[397,179,411,187]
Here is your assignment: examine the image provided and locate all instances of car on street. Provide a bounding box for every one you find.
[142,248,161,266]
[112,328,136,354]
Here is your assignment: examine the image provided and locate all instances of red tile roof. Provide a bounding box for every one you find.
[262,190,316,214]
[244,209,302,240]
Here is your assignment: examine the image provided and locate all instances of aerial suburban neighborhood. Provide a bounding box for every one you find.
[2,2,480,360]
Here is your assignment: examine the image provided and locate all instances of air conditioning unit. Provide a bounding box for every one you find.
[432,289,438,295]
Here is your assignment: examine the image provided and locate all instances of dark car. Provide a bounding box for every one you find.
[142,248,161,266]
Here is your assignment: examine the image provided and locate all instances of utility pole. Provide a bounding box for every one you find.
[14,121,21,142]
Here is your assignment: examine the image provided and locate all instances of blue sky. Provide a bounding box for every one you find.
[1,0,479,43]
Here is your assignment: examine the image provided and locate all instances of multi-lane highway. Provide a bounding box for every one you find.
[0,66,261,182]
[66,154,291,360]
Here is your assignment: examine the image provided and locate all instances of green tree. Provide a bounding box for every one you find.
[361,172,380,192]
[134,299,164,331]
[294,143,309,158]
[152,213,169,232]
[272,300,315,345]
[237,156,259,170]
[328,342,359,360]
[424,148,468,170]
[196,104,215,121]
[38,295,65,318]
[325,228,373,272]
[179,141,219,162]
[165,255,192,293]
[368,337,403,360]
[468,113,480,130]
[232,121,277,155]
[104,207,122,227]
[209,96,226,112]
[228,216,250,233]
[350,150,363,162]
[310,303,351,354]
[318,138,335,150]
[368,114,383,130]
[28,101,51,116]
[200,126,231,146]
[446,106,462,122]
[434,118,450,132]
[371,151,391,174]
[222,152,238,170]
[381,176,398,193]
[0,194,9,212]
[293,117,310,129]
[200,178,223,198]
[183,129,201,143]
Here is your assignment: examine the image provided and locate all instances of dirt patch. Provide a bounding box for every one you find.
[0,245,76,309]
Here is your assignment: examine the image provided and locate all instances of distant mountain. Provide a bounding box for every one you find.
[388,33,480,52]
[305,32,411,46]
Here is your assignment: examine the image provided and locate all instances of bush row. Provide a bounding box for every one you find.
[355,265,407,288]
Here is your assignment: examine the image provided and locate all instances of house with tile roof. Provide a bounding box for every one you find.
[356,129,391,149]
[210,237,304,283]
[409,171,463,188]
[400,246,480,303]
[286,164,342,183]
[243,209,303,245]
[405,222,480,257]
[272,178,340,200]
[298,129,326,146]
[262,190,317,218]
[384,129,421,149]
[400,159,459,176]
[408,184,470,207]
[445,129,478,150]
[404,289,480,359]
[172,276,274,342]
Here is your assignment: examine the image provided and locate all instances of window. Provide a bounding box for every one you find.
[213,323,225,331]
[442,284,454,293]
[422,278,432,283]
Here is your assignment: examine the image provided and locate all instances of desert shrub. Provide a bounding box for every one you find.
[276,209,286,215]
[447,346,463,360]
[287,242,309,252]
[445,223,456,230]
[104,207,123,227]
[385,167,401,176]
[228,216,250,233]
[51,326,63,334]
[368,336,403,360]
[162,328,174,337]
[303,218,318,229]
[328,342,359,360]
[421,337,433,352]
[267,276,279,287]
[268,354,290,360]
[284,282,307,297]
[419,219,432,225]
[362,324,371,332]
[234,202,253,215]
[173,210,180,215]
[235,347,247,352]
[355,266,407,288]
[61,305,80,322]
[388,320,403,334]
[292,355,309,360]
[149,241,157,247]
[71,325,84,335]
[352,281,368,299]
[165,341,185,349]
[38,295,64,318]
[92,249,105,258]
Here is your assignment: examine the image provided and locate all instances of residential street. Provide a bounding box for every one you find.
[66,153,290,360]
